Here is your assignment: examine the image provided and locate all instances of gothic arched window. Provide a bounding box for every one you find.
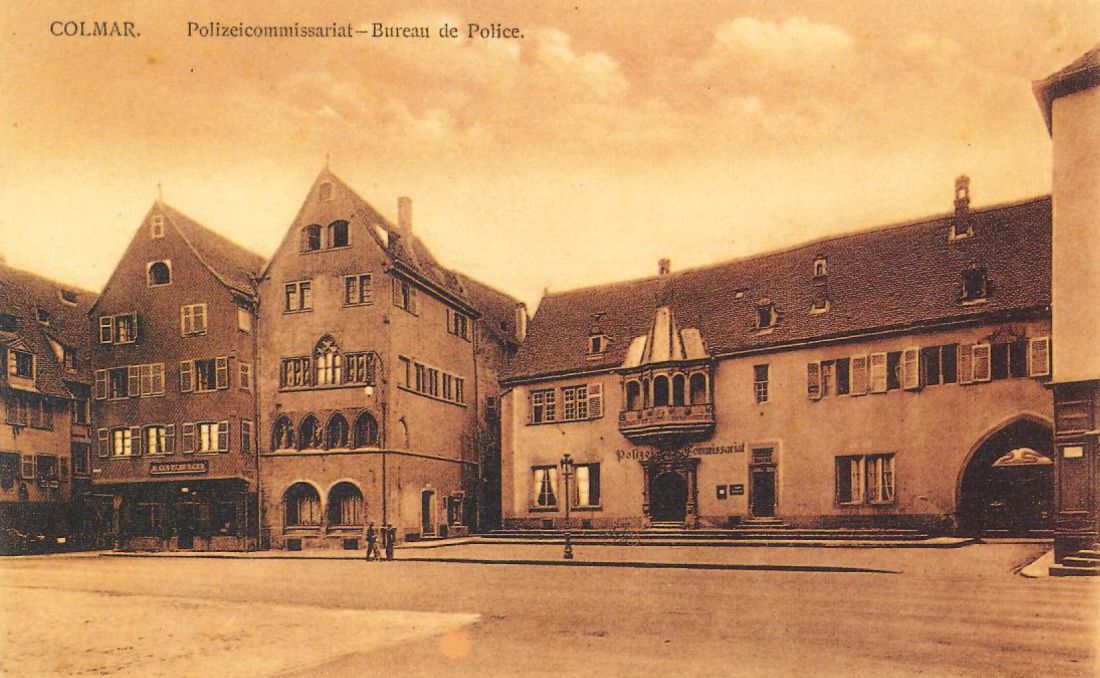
[314,336,342,386]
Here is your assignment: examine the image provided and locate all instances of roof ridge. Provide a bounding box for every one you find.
[0,262,98,297]
[541,194,1050,299]
[159,203,262,295]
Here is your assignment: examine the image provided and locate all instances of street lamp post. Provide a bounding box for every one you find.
[560,453,574,560]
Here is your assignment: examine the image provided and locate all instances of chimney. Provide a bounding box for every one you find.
[514,302,528,344]
[658,258,671,276]
[954,175,970,216]
[398,196,413,232]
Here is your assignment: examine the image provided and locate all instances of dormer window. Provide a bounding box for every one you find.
[810,297,830,314]
[961,265,989,302]
[813,256,828,278]
[151,215,165,239]
[303,224,322,252]
[58,289,78,305]
[950,219,974,242]
[587,334,608,355]
[733,290,746,301]
[147,260,171,286]
[319,182,334,202]
[8,348,34,379]
[755,301,777,329]
[950,175,973,241]
[36,308,50,325]
[0,314,16,331]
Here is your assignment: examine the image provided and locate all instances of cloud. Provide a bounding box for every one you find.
[527,29,629,100]
[704,16,853,72]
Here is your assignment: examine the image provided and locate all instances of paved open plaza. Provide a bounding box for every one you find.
[1,543,1096,677]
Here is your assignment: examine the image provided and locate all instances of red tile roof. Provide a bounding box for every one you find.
[0,264,98,395]
[504,196,1052,383]
[160,204,265,297]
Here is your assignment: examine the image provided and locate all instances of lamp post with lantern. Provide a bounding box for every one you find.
[560,453,574,560]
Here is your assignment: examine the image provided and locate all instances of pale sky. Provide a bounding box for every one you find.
[2,1,1097,308]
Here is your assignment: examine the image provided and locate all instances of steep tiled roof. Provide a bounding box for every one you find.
[0,263,98,395]
[505,196,1052,382]
[303,171,470,302]
[1033,42,1100,132]
[160,204,265,297]
[457,273,521,349]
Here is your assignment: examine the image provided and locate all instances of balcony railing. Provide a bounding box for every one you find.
[618,403,715,442]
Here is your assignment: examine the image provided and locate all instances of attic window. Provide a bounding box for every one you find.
[147,261,171,286]
[328,220,349,248]
[950,219,973,242]
[961,266,989,303]
[813,256,828,278]
[587,334,608,355]
[36,308,50,325]
[0,314,16,331]
[151,215,165,239]
[755,301,777,329]
[8,348,34,379]
[319,182,334,202]
[302,224,322,252]
[58,289,78,305]
[810,298,830,314]
[733,290,746,301]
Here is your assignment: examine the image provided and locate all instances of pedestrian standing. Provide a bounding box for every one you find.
[385,524,396,560]
[365,522,379,561]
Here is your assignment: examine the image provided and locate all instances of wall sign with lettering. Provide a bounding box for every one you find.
[150,461,209,475]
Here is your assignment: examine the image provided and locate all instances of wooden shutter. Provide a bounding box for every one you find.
[958,344,973,384]
[164,424,176,454]
[217,421,229,451]
[902,348,921,390]
[215,357,229,390]
[807,362,821,400]
[97,428,110,457]
[850,356,868,395]
[153,363,165,395]
[99,316,113,344]
[392,278,402,307]
[127,366,140,398]
[409,287,419,315]
[132,312,142,343]
[868,353,887,393]
[95,369,108,400]
[179,361,194,393]
[972,344,991,382]
[181,423,195,453]
[21,454,35,479]
[129,426,142,455]
[59,458,69,482]
[588,383,603,418]
[1029,337,1050,377]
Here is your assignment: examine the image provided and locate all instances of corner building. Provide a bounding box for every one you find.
[257,170,521,550]
[0,265,96,551]
[501,184,1055,535]
[91,204,264,550]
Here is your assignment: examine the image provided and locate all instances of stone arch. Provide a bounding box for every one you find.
[327,481,364,527]
[283,481,322,527]
[272,415,295,450]
[325,412,350,449]
[956,413,1054,536]
[353,411,379,448]
[298,415,322,450]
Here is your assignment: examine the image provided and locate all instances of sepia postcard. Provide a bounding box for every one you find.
[1,1,1098,676]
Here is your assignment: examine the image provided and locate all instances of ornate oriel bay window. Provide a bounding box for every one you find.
[617,306,715,443]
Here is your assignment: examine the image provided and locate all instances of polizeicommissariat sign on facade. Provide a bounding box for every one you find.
[615,444,744,462]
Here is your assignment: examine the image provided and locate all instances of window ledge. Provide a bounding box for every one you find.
[342,301,376,308]
[572,505,602,512]
[279,382,374,393]
[283,309,313,315]
[959,297,989,306]
[528,506,558,513]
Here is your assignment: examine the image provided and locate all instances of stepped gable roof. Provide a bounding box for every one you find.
[0,263,98,394]
[504,195,1052,383]
[160,204,265,297]
[308,170,469,302]
[1034,42,1100,132]
[456,273,522,348]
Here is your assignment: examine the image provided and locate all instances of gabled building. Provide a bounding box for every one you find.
[0,263,96,552]
[90,203,264,550]
[501,182,1055,535]
[257,170,521,549]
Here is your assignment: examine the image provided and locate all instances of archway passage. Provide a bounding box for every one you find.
[650,472,688,522]
[958,419,1054,536]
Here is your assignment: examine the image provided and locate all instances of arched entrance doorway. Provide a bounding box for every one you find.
[650,472,688,522]
[958,418,1054,536]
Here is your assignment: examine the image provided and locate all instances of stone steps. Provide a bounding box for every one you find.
[489,527,931,542]
[1049,543,1100,577]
